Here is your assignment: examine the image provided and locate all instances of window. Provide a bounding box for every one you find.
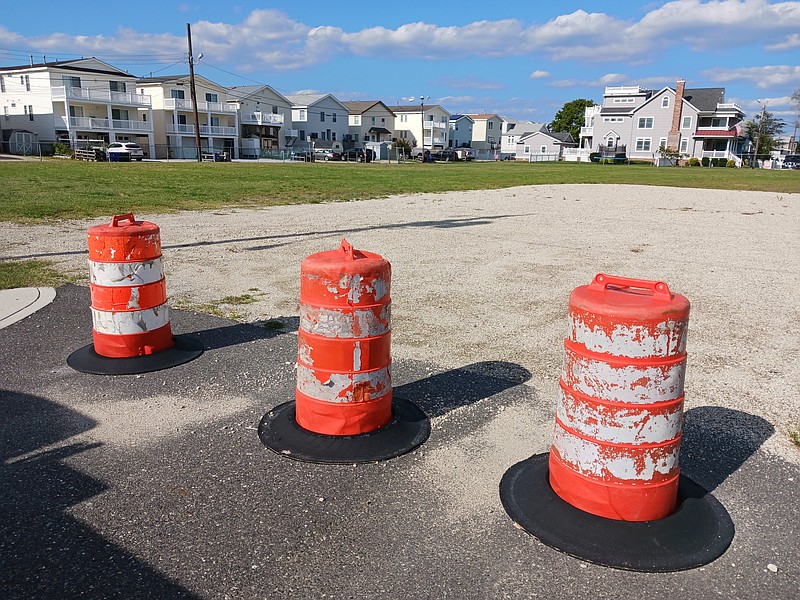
[332,132,336,140]
[371,116,376,125]
[109,81,127,92]
[111,109,129,121]
[659,138,667,149]
[603,117,624,123]
[177,114,187,125]
[488,121,494,129]
[540,145,547,154]
[680,138,689,153]
[272,105,278,114]
[205,93,218,103]
[711,117,726,128]
[400,114,407,123]
[635,138,652,152]
[28,105,33,121]
[0,76,5,93]
[332,113,337,123]
[210,116,220,127]
[662,96,670,108]
[354,115,360,125]
[320,112,325,122]
[606,137,615,147]
[681,116,692,129]
[612,97,635,104]
[299,129,305,140]
[299,109,306,121]
[62,75,81,88]
[523,145,530,154]
[22,75,30,91]
[354,133,360,142]
[171,89,185,99]
[637,117,654,129]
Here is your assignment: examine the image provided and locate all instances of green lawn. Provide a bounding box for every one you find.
[1,159,798,223]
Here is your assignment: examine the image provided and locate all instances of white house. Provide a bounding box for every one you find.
[501,120,547,158]
[227,85,292,158]
[285,93,350,152]
[515,129,576,161]
[464,113,503,151]
[137,74,239,159]
[0,57,155,157]
[392,103,450,152]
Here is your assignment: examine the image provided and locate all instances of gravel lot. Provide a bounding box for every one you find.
[1,183,798,598]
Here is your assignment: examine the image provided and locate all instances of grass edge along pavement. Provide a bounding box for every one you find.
[0,159,798,223]
[0,259,79,290]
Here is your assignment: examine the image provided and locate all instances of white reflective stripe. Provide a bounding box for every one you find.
[299,303,390,338]
[556,387,683,444]
[89,259,164,287]
[296,363,391,403]
[91,305,170,335]
[552,425,680,481]
[563,350,685,403]
[569,314,688,358]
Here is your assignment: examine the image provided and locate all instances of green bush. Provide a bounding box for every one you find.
[701,157,710,167]
[689,157,700,167]
[53,143,70,156]
[726,159,736,168]
[710,158,719,167]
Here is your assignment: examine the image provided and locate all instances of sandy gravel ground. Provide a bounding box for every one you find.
[2,183,799,461]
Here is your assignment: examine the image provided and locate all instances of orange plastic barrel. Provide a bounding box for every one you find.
[295,239,392,435]
[87,213,174,358]
[549,273,690,521]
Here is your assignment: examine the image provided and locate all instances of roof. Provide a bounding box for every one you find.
[518,129,576,145]
[506,122,547,135]
[693,129,739,138]
[368,127,392,134]
[227,85,290,104]
[682,88,726,112]
[465,113,499,120]
[342,101,393,115]
[0,57,134,77]
[392,104,446,113]
[285,93,329,106]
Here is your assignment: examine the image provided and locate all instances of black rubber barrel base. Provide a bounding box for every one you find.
[258,398,430,464]
[499,453,735,572]
[66,334,204,375]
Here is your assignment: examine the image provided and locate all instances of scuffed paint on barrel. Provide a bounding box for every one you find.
[549,274,690,522]
[294,239,393,436]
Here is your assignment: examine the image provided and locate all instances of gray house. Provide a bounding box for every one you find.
[515,129,576,161]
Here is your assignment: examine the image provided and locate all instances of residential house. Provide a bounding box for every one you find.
[227,85,292,158]
[501,120,547,158]
[449,115,474,149]
[464,114,503,152]
[343,101,396,149]
[285,93,350,152]
[392,103,450,152]
[137,74,239,159]
[515,129,576,161]
[579,81,747,164]
[0,57,154,157]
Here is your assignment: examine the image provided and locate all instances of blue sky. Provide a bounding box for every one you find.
[2,1,799,128]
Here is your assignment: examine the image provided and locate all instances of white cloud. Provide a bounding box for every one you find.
[436,77,504,90]
[766,33,800,51]
[705,65,800,89]
[549,73,629,88]
[530,70,550,79]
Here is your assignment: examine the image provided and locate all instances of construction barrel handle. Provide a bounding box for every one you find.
[111,212,136,227]
[340,238,355,261]
[592,273,671,297]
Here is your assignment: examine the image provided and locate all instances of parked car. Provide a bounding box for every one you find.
[783,154,800,169]
[431,149,456,162]
[291,150,313,161]
[343,148,374,163]
[106,142,144,161]
[314,149,342,161]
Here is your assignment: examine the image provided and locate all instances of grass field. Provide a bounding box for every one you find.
[0,159,798,223]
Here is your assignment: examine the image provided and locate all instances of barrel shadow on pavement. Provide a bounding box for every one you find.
[680,406,775,493]
[393,360,532,418]
[0,390,201,600]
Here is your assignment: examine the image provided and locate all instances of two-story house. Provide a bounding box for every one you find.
[464,114,503,152]
[580,81,746,164]
[449,115,474,149]
[285,93,350,152]
[227,85,291,158]
[342,101,395,150]
[501,120,547,158]
[137,74,239,159]
[392,103,450,152]
[0,58,154,157]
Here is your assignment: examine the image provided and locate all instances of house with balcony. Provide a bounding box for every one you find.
[0,57,154,156]
[342,101,395,150]
[579,81,746,164]
[285,93,350,152]
[227,85,291,158]
[392,103,450,152]
[464,114,503,152]
[137,74,239,159]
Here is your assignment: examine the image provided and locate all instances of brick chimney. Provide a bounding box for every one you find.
[667,79,685,151]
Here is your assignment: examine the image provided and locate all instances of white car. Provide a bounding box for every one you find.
[107,142,144,161]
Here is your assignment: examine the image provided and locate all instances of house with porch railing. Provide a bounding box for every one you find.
[137,74,239,159]
[579,81,746,165]
[0,57,155,157]
[227,85,291,158]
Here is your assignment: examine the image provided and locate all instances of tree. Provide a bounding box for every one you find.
[550,99,596,142]
[742,110,786,156]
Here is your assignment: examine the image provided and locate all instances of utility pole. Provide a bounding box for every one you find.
[187,23,202,162]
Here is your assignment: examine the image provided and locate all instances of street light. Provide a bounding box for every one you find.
[410,95,429,160]
[752,98,768,169]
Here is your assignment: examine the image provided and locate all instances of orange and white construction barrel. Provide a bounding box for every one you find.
[499,273,734,572]
[258,239,429,463]
[67,213,203,375]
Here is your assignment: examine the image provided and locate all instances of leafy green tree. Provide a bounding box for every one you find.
[743,110,786,156]
[550,99,596,142]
